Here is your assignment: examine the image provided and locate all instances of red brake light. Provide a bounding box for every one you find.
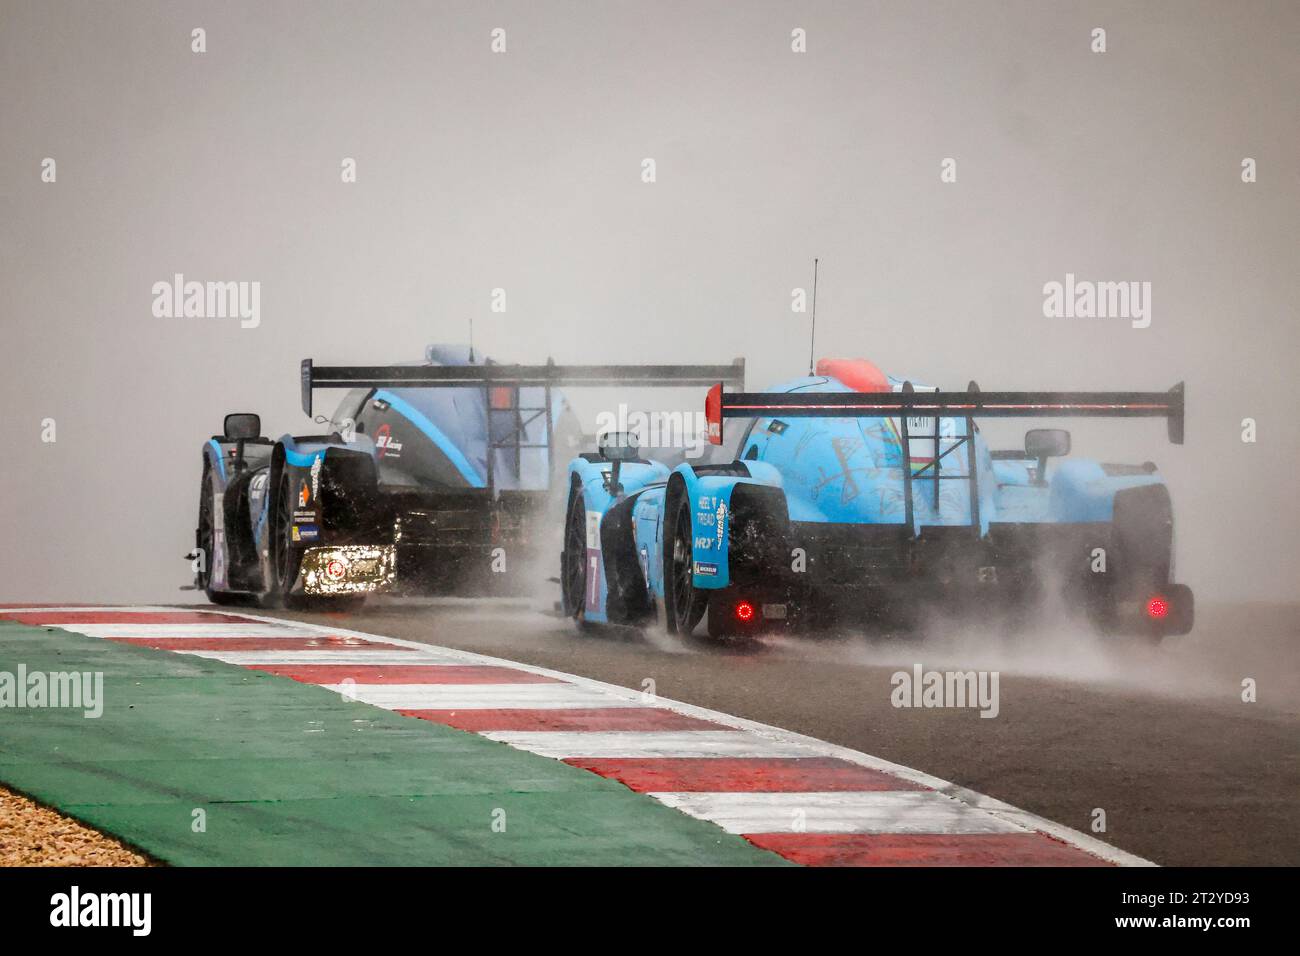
[706,383,723,445]
[735,600,755,622]
[1146,596,1169,620]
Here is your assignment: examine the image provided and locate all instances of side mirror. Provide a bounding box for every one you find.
[597,432,640,462]
[224,413,262,441]
[1025,428,1069,484]
[1025,428,1070,460]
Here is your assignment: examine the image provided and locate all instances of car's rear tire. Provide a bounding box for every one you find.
[666,496,706,637]
[1090,485,1192,640]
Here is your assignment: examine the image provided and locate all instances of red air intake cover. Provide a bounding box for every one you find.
[815,358,890,393]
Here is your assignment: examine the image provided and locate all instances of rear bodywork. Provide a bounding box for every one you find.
[563,358,1193,638]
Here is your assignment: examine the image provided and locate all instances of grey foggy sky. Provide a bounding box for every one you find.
[1,0,1297,603]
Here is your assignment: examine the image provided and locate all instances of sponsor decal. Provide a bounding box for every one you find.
[212,528,226,584]
[309,454,322,498]
[715,501,727,547]
[249,474,269,511]
[298,481,310,508]
[695,561,718,576]
[586,548,602,610]
[297,524,320,541]
[693,535,713,550]
[585,511,601,550]
[374,423,403,459]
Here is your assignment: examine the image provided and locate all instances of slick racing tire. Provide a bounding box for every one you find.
[1094,484,1191,641]
[560,482,595,631]
[196,462,244,606]
[268,466,306,608]
[666,496,707,637]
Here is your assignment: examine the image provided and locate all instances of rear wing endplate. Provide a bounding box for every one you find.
[301,358,746,417]
[705,381,1186,445]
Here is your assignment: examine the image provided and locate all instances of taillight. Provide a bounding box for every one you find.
[735,600,755,622]
[1146,596,1169,620]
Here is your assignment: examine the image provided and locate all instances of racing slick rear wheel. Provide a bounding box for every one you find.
[667,496,707,637]
[1089,485,1193,643]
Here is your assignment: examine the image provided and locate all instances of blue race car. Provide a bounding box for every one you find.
[192,344,743,607]
[559,357,1193,641]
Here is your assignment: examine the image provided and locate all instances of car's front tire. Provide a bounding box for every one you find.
[666,495,706,637]
[265,466,304,608]
[560,481,598,631]
[195,461,246,606]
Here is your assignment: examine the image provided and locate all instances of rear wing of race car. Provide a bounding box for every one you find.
[302,358,746,417]
[705,381,1186,444]
[302,357,746,491]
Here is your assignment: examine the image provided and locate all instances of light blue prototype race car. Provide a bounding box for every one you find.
[559,357,1192,641]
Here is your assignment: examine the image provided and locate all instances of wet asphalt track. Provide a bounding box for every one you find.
[252,598,1299,866]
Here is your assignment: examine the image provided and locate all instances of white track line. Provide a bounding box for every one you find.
[0,606,178,613]
[57,623,319,638]
[30,606,1155,866]
[482,729,824,759]
[322,683,646,710]
[651,791,1026,835]
[181,649,460,665]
